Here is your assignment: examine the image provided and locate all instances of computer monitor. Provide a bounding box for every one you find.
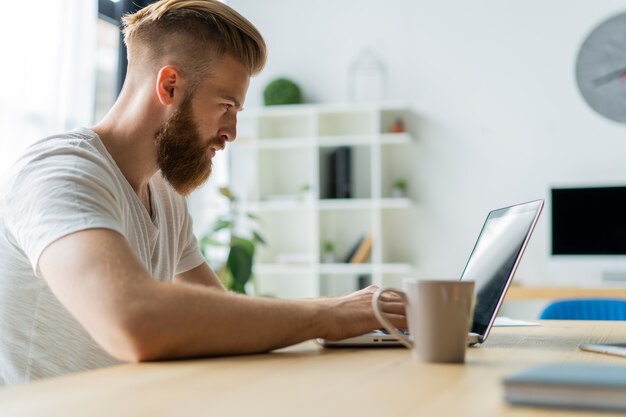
[551,186,626,256]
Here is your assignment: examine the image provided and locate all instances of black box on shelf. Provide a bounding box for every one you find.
[327,146,352,199]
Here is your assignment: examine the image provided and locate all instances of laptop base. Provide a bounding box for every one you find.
[318,331,481,348]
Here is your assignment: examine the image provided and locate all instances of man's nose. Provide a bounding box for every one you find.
[220,115,237,142]
[220,128,236,143]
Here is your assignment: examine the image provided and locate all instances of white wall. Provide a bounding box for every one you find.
[228,0,626,286]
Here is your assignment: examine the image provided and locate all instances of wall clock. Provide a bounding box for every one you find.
[576,12,626,123]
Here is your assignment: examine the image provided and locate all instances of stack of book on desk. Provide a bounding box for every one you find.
[503,362,626,412]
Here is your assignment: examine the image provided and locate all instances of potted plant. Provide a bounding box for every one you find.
[322,241,335,263]
[392,179,408,198]
[199,187,266,294]
[298,184,312,200]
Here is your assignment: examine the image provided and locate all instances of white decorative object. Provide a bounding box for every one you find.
[348,48,386,103]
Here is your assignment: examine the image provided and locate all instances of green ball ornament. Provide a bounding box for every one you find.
[263,78,302,106]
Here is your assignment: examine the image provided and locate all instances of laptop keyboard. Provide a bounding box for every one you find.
[376,328,409,336]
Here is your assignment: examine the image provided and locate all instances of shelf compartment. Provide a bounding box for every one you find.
[380,108,416,136]
[319,209,373,264]
[228,146,258,202]
[381,208,418,264]
[258,114,311,139]
[377,266,417,291]
[234,114,256,145]
[318,145,371,199]
[380,143,416,199]
[318,110,374,137]
[377,198,413,209]
[380,274,407,290]
[379,263,413,274]
[254,273,317,299]
[258,147,311,202]
[319,273,372,297]
[255,211,313,265]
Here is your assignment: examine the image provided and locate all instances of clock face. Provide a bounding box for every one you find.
[576,12,626,123]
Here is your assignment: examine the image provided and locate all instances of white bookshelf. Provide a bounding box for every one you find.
[230,103,418,298]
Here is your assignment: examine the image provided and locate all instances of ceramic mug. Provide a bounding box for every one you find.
[372,279,475,363]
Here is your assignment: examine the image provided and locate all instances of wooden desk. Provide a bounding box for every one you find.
[1,321,626,417]
[506,286,626,300]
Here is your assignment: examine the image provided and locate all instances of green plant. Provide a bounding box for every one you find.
[199,187,266,294]
[323,241,334,253]
[298,183,312,200]
[393,179,407,191]
[263,78,302,106]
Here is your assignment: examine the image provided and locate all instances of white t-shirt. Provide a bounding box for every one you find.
[0,128,205,385]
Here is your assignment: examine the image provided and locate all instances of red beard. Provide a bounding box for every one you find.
[154,97,220,196]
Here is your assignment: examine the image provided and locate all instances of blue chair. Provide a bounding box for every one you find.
[539,298,626,320]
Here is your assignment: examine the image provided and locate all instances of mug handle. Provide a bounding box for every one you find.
[372,287,413,349]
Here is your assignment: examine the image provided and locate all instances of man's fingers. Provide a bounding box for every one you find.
[370,290,404,306]
[370,290,406,321]
[377,313,407,330]
[378,302,405,315]
[379,301,405,315]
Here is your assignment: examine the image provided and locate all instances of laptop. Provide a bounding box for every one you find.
[320,199,544,347]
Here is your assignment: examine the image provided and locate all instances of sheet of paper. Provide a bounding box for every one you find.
[494,316,540,327]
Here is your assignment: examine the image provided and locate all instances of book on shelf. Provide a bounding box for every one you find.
[327,146,352,199]
[343,234,364,262]
[503,362,626,412]
[357,274,372,289]
[342,232,372,264]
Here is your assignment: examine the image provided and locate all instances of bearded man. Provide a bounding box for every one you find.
[0,0,405,385]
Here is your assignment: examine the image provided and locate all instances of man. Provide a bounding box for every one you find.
[0,0,405,385]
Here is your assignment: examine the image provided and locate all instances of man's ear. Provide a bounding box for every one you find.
[155,65,184,106]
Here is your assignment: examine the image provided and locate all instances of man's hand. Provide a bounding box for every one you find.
[317,285,407,341]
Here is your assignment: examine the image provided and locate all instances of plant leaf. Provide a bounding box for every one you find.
[217,264,232,288]
[200,236,220,247]
[219,187,234,201]
[227,237,255,294]
[252,231,267,246]
[246,212,261,221]
[201,237,224,247]
[212,219,232,233]
[231,236,255,255]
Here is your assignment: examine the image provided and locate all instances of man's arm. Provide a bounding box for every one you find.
[39,229,405,362]
[174,262,225,290]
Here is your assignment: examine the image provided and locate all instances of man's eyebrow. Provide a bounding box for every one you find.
[219,94,243,110]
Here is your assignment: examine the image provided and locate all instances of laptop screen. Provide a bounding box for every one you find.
[461,200,543,338]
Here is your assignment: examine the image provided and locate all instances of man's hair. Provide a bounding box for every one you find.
[121,0,266,90]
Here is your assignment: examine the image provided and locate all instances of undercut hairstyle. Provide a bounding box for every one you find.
[121,0,266,91]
